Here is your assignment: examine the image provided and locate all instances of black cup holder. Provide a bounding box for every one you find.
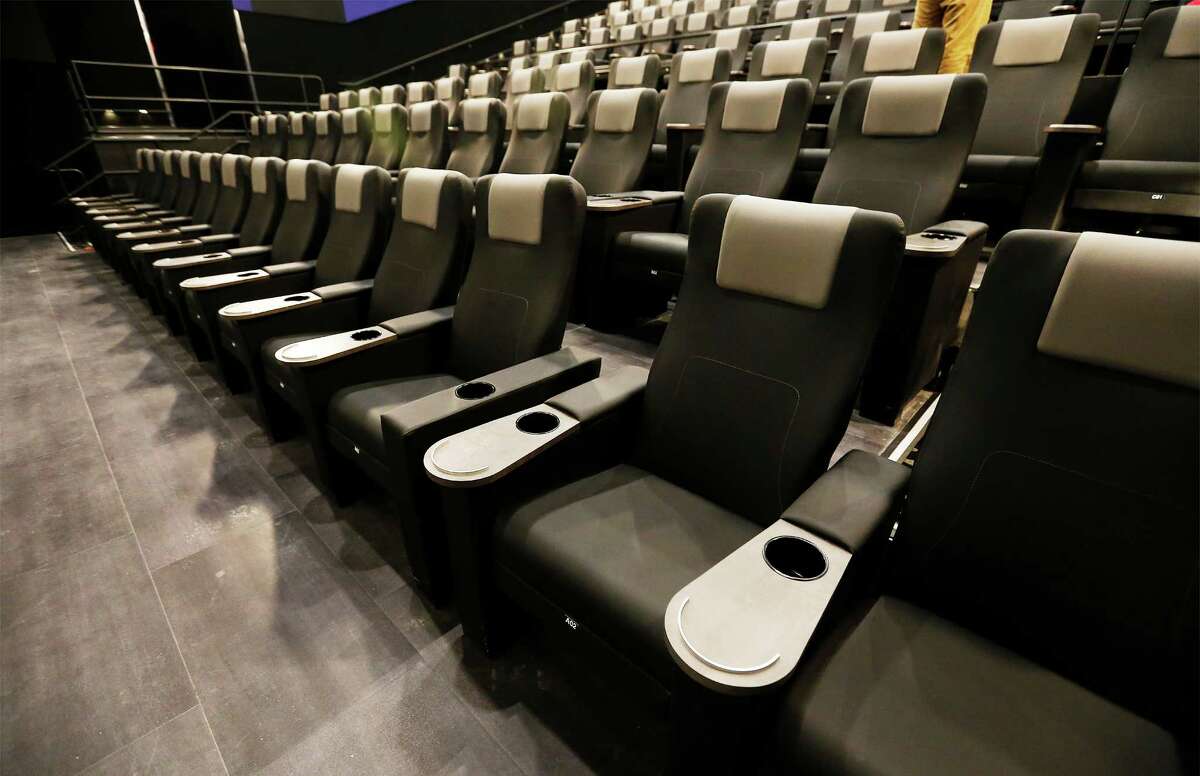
[350,329,383,342]
[515,411,560,435]
[763,536,827,581]
[455,381,496,400]
[283,295,309,302]
[236,272,258,278]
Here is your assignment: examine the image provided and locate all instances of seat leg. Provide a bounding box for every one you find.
[667,680,770,775]
[444,488,508,654]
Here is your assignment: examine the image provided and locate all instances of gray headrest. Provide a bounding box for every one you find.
[511,55,531,71]
[221,154,243,187]
[410,102,434,133]
[381,84,404,104]
[670,0,691,15]
[787,18,824,38]
[338,90,354,105]
[685,11,711,31]
[198,152,215,183]
[698,0,723,11]
[250,156,273,194]
[825,0,853,12]
[613,55,651,86]
[536,35,554,51]
[611,10,632,26]
[488,173,550,245]
[651,17,673,35]
[285,159,310,201]
[334,164,371,213]
[849,10,892,39]
[639,6,659,22]
[773,0,805,19]
[179,152,194,178]
[373,104,397,133]
[762,38,815,77]
[401,168,453,230]
[727,5,753,24]
[250,115,261,136]
[564,19,580,32]
[994,15,1075,66]
[678,48,720,82]
[435,77,456,100]
[266,116,279,135]
[1164,5,1200,58]
[618,24,639,41]
[290,112,304,135]
[407,81,433,101]
[341,108,360,135]
[136,149,145,170]
[319,94,332,109]
[315,111,332,136]
[469,72,493,96]
[556,61,586,90]
[863,28,928,73]
[721,80,790,132]
[588,28,609,44]
[716,196,857,308]
[147,151,158,172]
[536,52,559,70]
[460,98,494,132]
[511,67,536,94]
[569,49,592,63]
[861,74,953,137]
[513,39,528,55]
[1037,232,1200,388]
[595,88,644,132]
[358,87,376,105]
[711,28,744,52]
[516,92,556,131]
[163,152,175,175]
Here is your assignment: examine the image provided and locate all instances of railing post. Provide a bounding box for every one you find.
[199,70,216,125]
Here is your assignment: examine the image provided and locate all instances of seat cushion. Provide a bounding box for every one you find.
[963,153,1040,185]
[495,464,760,680]
[776,596,1187,776]
[798,147,831,173]
[612,231,689,277]
[327,373,461,463]
[1076,159,1200,196]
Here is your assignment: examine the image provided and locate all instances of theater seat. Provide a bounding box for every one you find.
[318,92,337,111]
[498,92,570,174]
[310,110,342,164]
[608,54,661,90]
[333,107,372,165]
[447,98,506,177]
[747,37,829,85]
[503,66,545,129]
[1071,6,1200,221]
[705,26,751,69]
[759,0,819,43]
[285,112,315,160]
[467,71,502,100]
[613,23,643,57]
[364,104,407,170]
[679,11,716,48]
[337,89,359,109]
[406,80,435,108]
[643,17,676,55]
[585,26,611,63]
[435,76,465,125]
[721,4,758,28]
[655,47,733,146]
[774,229,1199,776]
[380,83,407,106]
[357,86,382,108]
[571,88,659,193]
[399,101,449,170]
[828,10,902,83]
[553,60,596,125]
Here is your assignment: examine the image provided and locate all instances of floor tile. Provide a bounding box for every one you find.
[78,706,225,776]
[152,514,416,774]
[0,536,196,773]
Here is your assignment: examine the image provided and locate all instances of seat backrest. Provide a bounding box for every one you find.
[614,23,644,57]
[997,0,1059,21]
[829,10,902,81]
[499,92,571,174]
[286,112,316,160]
[536,51,563,76]
[567,48,596,64]
[657,48,734,142]
[237,156,286,247]
[364,104,408,170]
[535,33,558,53]
[504,66,546,128]
[449,63,470,80]
[448,174,587,378]
[633,193,904,523]
[553,60,596,125]
[970,14,1100,156]
[770,0,810,23]
[337,89,359,110]
[571,87,659,193]
[668,0,693,19]
[262,113,288,158]
[896,229,1199,728]
[562,29,584,49]
[270,159,331,261]
[1101,6,1200,163]
[406,81,435,108]
[644,16,676,55]
[318,92,337,111]
[814,74,987,232]
[609,54,662,89]
[369,168,475,321]
[706,26,751,66]
[248,115,266,156]
[748,38,829,84]
[157,150,181,209]
[380,83,407,106]
[810,0,858,16]
[447,98,506,178]
[357,86,382,108]
[310,110,343,164]
[680,11,716,44]
[826,27,946,137]
[468,71,503,99]
[311,164,393,287]
[722,4,758,27]
[684,78,815,220]
[1081,0,1149,25]
[173,150,201,216]
[513,38,531,57]
[209,153,252,233]
[334,107,373,165]
[399,101,449,170]
[785,17,832,41]
[189,152,223,225]
[141,149,165,201]
[435,76,465,124]
[586,26,611,62]
[697,0,727,11]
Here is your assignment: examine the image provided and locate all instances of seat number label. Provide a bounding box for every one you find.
[564,616,578,630]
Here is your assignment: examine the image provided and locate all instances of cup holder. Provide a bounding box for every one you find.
[763,536,827,581]
[283,295,309,302]
[455,381,496,400]
[350,329,383,342]
[515,411,560,435]
[236,272,258,278]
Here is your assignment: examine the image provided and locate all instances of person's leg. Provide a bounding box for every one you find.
[938,0,993,73]
[913,0,945,30]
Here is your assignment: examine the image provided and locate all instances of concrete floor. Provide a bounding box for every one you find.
[0,234,916,775]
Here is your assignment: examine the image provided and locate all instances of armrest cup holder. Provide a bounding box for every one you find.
[424,404,580,486]
[904,229,968,256]
[179,269,269,290]
[455,381,497,400]
[153,251,233,269]
[219,291,321,320]
[274,326,398,365]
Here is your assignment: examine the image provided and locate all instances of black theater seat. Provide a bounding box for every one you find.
[364,104,407,171]
[285,112,316,160]
[310,110,342,164]
[570,87,659,194]
[333,107,372,165]
[498,92,570,174]
[446,98,506,177]
[399,101,448,170]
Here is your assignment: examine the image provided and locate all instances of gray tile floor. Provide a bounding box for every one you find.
[1,234,914,775]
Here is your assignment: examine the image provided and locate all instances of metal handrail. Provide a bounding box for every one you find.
[342,0,582,87]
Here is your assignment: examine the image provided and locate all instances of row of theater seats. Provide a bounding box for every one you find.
[68,149,1199,774]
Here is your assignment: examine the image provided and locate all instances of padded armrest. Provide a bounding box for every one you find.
[1045,123,1102,134]
[264,260,317,276]
[218,290,322,320]
[132,237,205,254]
[153,251,233,269]
[1050,4,1079,14]
[118,227,180,242]
[179,268,270,291]
[665,123,705,131]
[545,366,648,423]
[226,245,273,259]
[904,220,988,258]
[781,450,911,553]
[274,326,397,366]
[159,216,191,225]
[197,232,239,246]
[604,190,685,206]
[313,279,374,301]
[380,306,455,337]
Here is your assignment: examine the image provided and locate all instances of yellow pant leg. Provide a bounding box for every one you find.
[914,0,945,30]
[937,0,994,74]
